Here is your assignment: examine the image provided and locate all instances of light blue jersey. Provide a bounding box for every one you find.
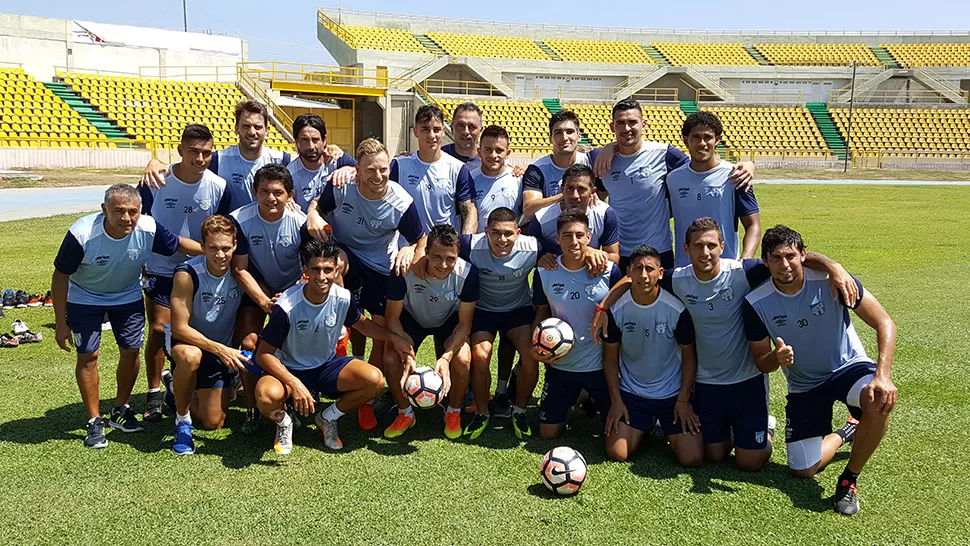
[528,201,619,255]
[667,161,759,267]
[54,213,180,306]
[175,255,241,346]
[534,259,622,373]
[260,284,360,371]
[390,153,476,232]
[668,259,768,385]
[472,167,521,231]
[743,270,870,394]
[522,152,591,198]
[141,168,229,276]
[213,145,288,212]
[230,203,306,294]
[460,233,538,312]
[286,155,357,213]
[388,258,479,329]
[605,291,694,399]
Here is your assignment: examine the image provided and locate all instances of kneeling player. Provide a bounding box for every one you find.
[602,245,702,466]
[383,225,478,440]
[254,239,413,453]
[744,225,897,515]
[168,216,246,455]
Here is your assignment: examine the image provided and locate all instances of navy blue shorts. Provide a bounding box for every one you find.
[288,356,355,399]
[400,309,458,350]
[620,390,683,436]
[785,362,875,444]
[693,374,770,450]
[143,273,174,307]
[620,249,673,274]
[539,367,611,425]
[66,299,145,354]
[471,305,535,337]
[170,341,233,390]
[341,245,388,317]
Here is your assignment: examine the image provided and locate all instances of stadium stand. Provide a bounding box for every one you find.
[426,32,550,60]
[754,43,882,66]
[438,97,552,150]
[882,43,970,68]
[563,103,686,148]
[0,67,107,147]
[829,107,970,155]
[651,43,758,66]
[339,25,429,53]
[58,72,291,150]
[542,40,655,64]
[703,106,829,154]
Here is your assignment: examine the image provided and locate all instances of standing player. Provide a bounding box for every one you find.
[168,216,244,454]
[230,164,307,433]
[138,124,231,422]
[472,125,522,229]
[521,110,591,222]
[254,239,413,453]
[743,225,897,515]
[601,245,702,466]
[51,184,201,448]
[532,209,623,440]
[382,225,478,440]
[287,113,356,213]
[668,112,760,267]
[442,102,483,172]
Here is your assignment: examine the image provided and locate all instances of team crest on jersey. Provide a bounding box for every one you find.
[431,177,451,189]
[512,269,525,278]
[705,186,725,199]
[369,218,383,229]
[278,234,293,248]
[229,288,238,299]
[127,248,141,261]
[73,332,84,348]
[656,321,674,338]
[584,284,597,297]
[303,187,315,201]
[325,314,337,327]
[810,300,826,317]
[631,166,650,182]
[719,286,734,302]
[444,291,457,301]
[755,431,765,444]
[196,198,212,211]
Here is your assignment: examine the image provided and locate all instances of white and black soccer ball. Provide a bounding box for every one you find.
[404,366,444,409]
[532,318,575,360]
[540,446,587,496]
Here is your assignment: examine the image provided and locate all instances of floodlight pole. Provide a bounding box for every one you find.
[182,0,188,32]
[843,61,857,172]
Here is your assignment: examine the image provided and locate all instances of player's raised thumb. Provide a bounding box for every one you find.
[775,337,787,349]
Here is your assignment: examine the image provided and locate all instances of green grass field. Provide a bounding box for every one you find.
[1,185,969,544]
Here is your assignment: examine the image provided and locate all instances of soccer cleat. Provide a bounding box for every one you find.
[43,291,53,307]
[372,390,396,415]
[358,402,378,431]
[241,408,262,435]
[463,413,490,440]
[109,406,145,433]
[834,479,861,515]
[0,333,19,348]
[512,412,532,440]
[1,290,14,309]
[26,294,42,307]
[383,411,416,439]
[161,370,175,411]
[143,390,165,422]
[84,417,108,449]
[836,416,860,445]
[488,393,512,419]
[171,421,195,455]
[444,411,462,440]
[14,290,28,308]
[11,320,29,335]
[16,330,42,344]
[315,412,343,450]
[274,417,294,455]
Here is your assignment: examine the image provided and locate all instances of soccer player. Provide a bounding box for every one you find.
[472,125,522,229]
[52,184,201,449]
[442,102,483,172]
[668,112,760,267]
[287,113,356,213]
[601,245,702,466]
[743,225,897,515]
[254,238,413,453]
[141,100,291,211]
[138,123,231,422]
[229,164,307,433]
[521,110,592,222]
[382,225,478,440]
[392,104,477,234]
[168,216,245,455]
[591,99,754,270]
[532,209,623,440]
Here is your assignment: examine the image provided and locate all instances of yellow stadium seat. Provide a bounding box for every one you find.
[754,43,881,66]
[882,43,970,68]
[651,43,758,66]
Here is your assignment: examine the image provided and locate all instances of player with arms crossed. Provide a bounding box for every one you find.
[254,239,413,453]
[743,225,897,515]
[287,113,356,213]
[382,225,478,440]
[52,184,201,448]
[521,110,592,222]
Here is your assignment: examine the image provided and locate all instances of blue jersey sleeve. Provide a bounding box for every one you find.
[207,150,219,175]
[735,186,760,218]
[260,305,290,348]
[336,154,357,169]
[532,270,549,306]
[674,309,695,345]
[455,165,475,203]
[139,185,155,215]
[602,309,621,344]
[838,275,865,309]
[53,231,85,275]
[398,203,425,244]
[600,207,620,247]
[281,152,291,165]
[742,258,770,288]
[459,266,480,302]
[665,146,689,173]
[659,269,673,293]
[317,182,337,215]
[152,223,181,256]
[522,164,544,193]
[589,149,606,192]
[389,158,399,183]
[527,218,555,252]
[387,273,407,302]
[230,216,249,256]
[742,300,770,341]
[458,234,472,261]
[608,263,623,287]
[174,263,200,295]
[215,188,233,215]
[344,295,362,327]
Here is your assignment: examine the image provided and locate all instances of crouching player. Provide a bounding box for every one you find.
[601,245,702,466]
[254,239,414,453]
[168,216,246,455]
[382,225,478,440]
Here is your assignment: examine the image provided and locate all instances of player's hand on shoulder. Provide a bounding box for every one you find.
[323,144,344,163]
[140,157,169,189]
[605,399,629,436]
[593,142,616,178]
[583,248,609,277]
[411,256,430,280]
[537,253,559,271]
[828,263,859,305]
[729,161,755,192]
[511,164,526,177]
[285,200,300,212]
[328,165,356,189]
[394,246,416,276]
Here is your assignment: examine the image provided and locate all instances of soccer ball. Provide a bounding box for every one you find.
[404,367,444,409]
[532,318,574,360]
[540,446,588,496]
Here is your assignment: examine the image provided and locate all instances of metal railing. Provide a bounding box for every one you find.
[697,88,805,103]
[829,88,968,103]
[421,78,509,97]
[317,9,359,46]
[239,61,390,89]
[138,65,237,82]
[0,136,146,148]
[236,68,294,138]
[0,61,24,69]
[54,66,139,78]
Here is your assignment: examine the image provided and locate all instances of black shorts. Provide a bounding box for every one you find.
[471,305,535,337]
[340,245,389,317]
[143,273,174,307]
[620,249,673,274]
[785,362,875,444]
[400,309,458,351]
[620,390,683,436]
[287,356,356,399]
[539,367,611,426]
[693,374,770,450]
[170,341,233,390]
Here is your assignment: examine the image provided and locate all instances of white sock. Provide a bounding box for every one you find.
[446,406,461,414]
[148,387,161,394]
[88,417,97,424]
[496,380,508,395]
[512,405,526,416]
[277,412,292,427]
[176,412,191,425]
[321,404,345,421]
[400,406,414,418]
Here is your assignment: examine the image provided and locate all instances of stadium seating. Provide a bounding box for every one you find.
[563,103,685,148]
[59,72,291,150]
[755,44,882,66]
[427,32,550,60]
[543,40,655,64]
[829,107,970,154]
[338,25,428,53]
[702,106,828,154]
[438,98,552,151]
[0,67,106,148]
[651,43,758,66]
[882,43,970,68]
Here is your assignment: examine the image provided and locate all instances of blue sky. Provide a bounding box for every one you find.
[5,0,966,65]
